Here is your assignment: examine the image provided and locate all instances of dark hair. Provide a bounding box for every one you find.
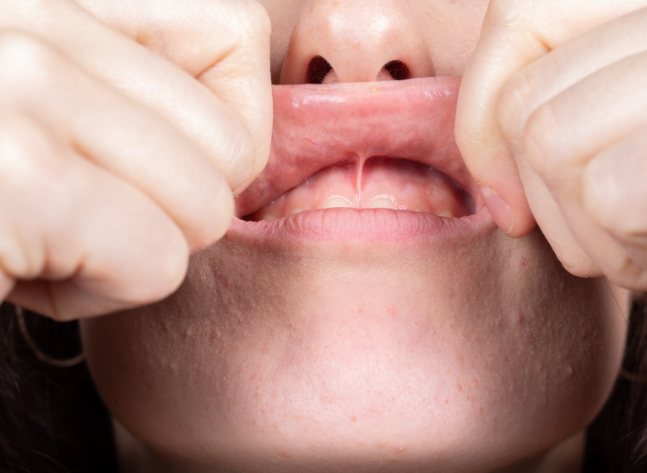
[584,294,647,473]
[0,303,116,473]
[1,300,646,473]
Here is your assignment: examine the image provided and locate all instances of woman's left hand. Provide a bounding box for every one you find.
[456,1,647,290]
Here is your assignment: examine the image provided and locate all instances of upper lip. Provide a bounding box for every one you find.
[235,76,477,218]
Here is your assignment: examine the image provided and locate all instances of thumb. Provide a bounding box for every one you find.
[455,0,645,236]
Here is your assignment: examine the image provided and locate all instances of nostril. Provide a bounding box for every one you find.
[383,60,411,80]
[306,57,411,84]
[307,56,333,84]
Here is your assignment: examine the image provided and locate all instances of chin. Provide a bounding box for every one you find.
[81,226,627,473]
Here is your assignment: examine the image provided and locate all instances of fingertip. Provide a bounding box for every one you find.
[481,186,536,237]
[455,104,533,236]
[507,190,536,237]
[212,179,236,242]
[120,219,191,307]
[481,187,515,233]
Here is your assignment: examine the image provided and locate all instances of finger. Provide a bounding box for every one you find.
[3,0,273,191]
[456,0,647,236]
[520,51,647,184]
[0,114,190,320]
[85,0,275,182]
[0,31,234,251]
[548,201,641,289]
[499,7,647,158]
[519,57,647,285]
[584,125,647,249]
[553,185,647,290]
[514,164,601,277]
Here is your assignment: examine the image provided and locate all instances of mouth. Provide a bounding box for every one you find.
[232,77,491,242]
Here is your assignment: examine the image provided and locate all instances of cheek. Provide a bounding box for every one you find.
[81,230,627,471]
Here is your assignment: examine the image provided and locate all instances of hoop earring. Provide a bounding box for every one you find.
[15,305,86,368]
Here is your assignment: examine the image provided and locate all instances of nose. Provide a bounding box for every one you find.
[280,0,435,84]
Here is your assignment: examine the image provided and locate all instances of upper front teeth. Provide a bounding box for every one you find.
[321,194,402,209]
[437,210,456,218]
[322,195,355,209]
[367,194,398,209]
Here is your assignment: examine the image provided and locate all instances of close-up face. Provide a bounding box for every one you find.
[80,1,630,472]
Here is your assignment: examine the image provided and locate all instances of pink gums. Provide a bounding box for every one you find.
[236,76,478,220]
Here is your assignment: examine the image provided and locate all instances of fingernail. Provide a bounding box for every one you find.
[481,187,515,234]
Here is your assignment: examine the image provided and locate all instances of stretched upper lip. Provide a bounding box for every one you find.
[235,76,477,218]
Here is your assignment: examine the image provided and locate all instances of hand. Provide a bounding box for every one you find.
[456,0,647,289]
[0,0,272,319]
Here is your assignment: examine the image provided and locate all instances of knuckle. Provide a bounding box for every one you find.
[596,207,643,244]
[553,249,592,278]
[0,32,55,96]
[1,117,41,172]
[582,166,641,241]
[147,239,190,302]
[606,258,647,292]
[0,236,44,287]
[549,246,571,272]
[0,115,59,180]
[0,117,58,279]
[544,231,601,279]
[583,189,617,235]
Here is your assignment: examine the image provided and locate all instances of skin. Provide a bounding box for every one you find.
[0,0,644,472]
[0,0,272,317]
[456,0,647,289]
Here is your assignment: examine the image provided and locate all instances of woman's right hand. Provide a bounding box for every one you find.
[0,0,273,320]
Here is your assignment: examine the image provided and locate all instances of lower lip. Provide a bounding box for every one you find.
[228,207,496,245]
